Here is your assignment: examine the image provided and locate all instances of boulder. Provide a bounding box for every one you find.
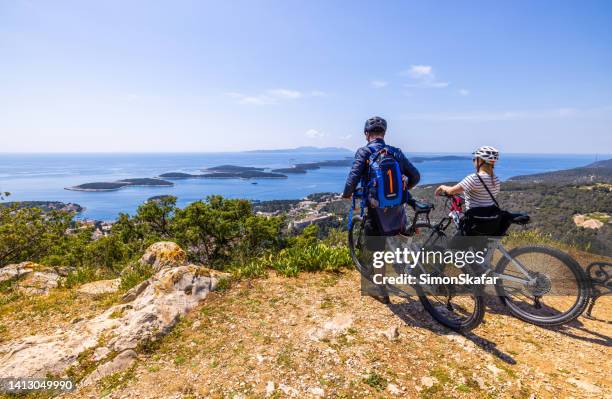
[139,241,186,271]
[0,262,34,283]
[1,262,72,295]
[17,270,60,295]
[0,242,226,381]
[77,279,121,296]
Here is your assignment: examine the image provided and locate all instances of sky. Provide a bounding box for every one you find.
[1,0,611,154]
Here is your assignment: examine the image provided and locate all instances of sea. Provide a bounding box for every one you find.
[0,151,603,221]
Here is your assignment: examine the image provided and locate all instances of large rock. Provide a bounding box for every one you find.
[0,242,225,380]
[77,279,121,296]
[0,262,35,283]
[17,270,61,295]
[139,241,187,271]
[0,262,72,295]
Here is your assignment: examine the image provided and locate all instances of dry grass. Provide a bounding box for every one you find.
[68,270,611,399]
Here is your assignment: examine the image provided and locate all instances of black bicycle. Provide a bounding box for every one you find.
[348,191,592,330]
[348,191,485,332]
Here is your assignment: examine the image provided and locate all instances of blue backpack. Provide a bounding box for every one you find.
[364,145,406,208]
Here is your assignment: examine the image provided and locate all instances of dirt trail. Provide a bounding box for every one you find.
[68,270,611,399]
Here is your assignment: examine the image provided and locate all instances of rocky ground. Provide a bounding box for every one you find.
[0,244,610,399]
[67,272,610,399]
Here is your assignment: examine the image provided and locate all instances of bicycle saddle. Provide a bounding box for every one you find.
[408,198,433,212]
[510,212,530,225]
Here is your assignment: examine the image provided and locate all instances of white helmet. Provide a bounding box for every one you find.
[473,146,499,164]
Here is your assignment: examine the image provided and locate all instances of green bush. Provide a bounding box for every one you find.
[271,243,351,277]
[62,267,100,288]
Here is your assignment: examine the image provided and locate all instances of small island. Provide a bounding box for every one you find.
[205,165,265,172]
[160,170,287,179]
[66,178,174,192]
[271,158,353,174]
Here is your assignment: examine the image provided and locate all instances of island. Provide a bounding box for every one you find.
[66,178,174,192]
[270,156,470,174]
[205,165,265,172]
[160,170,287,179]
[271,158,353,173]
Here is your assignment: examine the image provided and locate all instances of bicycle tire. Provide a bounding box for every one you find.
[495,245,591,326]
[348,215,370,279]
[417,280,485,332]
[411,225,485,332]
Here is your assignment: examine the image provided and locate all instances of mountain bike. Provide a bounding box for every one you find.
[348,190,485,331]
[417,193,591,327]
[348,191,591,330]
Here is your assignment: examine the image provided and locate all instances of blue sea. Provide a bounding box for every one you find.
[0,151,602,221]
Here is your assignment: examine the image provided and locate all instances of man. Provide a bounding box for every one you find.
[342,116,420,303]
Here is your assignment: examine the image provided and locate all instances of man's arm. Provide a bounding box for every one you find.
[397,150,420,189]
[342,148,368,198]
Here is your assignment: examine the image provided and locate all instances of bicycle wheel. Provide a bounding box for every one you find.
[411,226,485,332]
[416,272,485,332]
[348,215,372,279]
[495,246,591,326]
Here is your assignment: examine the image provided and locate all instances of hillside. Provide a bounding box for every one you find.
[508,158,612,184]
[410,182,612,255]
[73,270,609,399]
[0,201,83,213]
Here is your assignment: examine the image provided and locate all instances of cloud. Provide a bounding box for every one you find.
[399,106,612,122]
[407,65,433,78]
[226,92,277,105]
[370,80,388,88]
[458,89,470,96]
[339,134,353,140]
[267,89,302,99]
[305,129,325,138]
[228,88,327,105]
[401,65,449,89]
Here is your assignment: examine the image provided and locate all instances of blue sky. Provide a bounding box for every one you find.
[1,0,611,153]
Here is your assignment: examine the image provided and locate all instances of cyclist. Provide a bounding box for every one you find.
[343,116,421,303]
[434,146,500,210]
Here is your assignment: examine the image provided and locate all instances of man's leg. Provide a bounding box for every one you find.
[364,209,390,304]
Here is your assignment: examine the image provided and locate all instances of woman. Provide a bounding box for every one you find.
[434,146,500,210]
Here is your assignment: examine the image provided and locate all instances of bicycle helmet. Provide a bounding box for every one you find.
[364,116,387,133]
[473,146,499,164]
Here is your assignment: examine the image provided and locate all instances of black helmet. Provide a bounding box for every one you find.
[364,116,387,133]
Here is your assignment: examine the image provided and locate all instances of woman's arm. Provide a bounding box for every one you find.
[434,183,464,196]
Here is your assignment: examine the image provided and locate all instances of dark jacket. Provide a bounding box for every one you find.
[342,138,420,198]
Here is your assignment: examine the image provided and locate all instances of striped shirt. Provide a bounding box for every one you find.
[458,173,501,210]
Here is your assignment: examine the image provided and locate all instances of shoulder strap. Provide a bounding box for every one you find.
[368,145,388,164]
[475,173,500,207]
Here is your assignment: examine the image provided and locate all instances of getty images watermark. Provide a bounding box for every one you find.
[370,248,499,286]
[372,248,497,285]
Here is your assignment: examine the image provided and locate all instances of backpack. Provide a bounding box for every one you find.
[365,145,407,209]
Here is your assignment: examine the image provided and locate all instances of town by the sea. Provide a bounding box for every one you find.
[0,150,603,221]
